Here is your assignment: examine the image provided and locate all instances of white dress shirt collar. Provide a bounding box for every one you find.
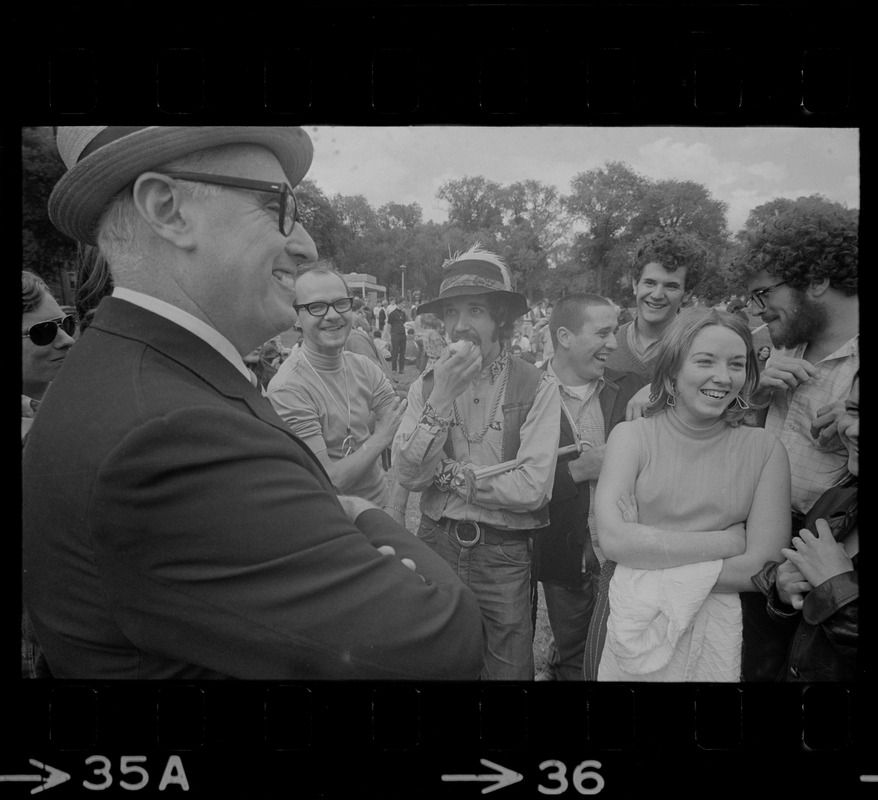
[112,287,251,383]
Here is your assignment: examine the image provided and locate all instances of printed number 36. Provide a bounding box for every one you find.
[538,759,604,795]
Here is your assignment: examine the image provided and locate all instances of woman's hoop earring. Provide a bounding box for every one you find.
[666,393,676,407]
[733,395,750,411]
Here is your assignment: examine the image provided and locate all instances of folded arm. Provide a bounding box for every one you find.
[595,422,748,569]
[712,438,791,592]
[93,405,483,680]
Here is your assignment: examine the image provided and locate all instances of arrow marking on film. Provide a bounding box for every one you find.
[0,759,71,793]
[442,758,523,794]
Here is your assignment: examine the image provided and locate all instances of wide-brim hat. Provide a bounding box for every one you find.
[48,126,314,245]
[417,245,529,319]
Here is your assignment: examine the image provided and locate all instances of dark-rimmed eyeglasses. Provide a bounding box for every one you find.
[294,297,355,317]
[164,172,300,236]
[748,280,788,310]
[22,314,77,346]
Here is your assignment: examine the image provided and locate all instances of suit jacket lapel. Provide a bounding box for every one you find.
[93,297,332,481]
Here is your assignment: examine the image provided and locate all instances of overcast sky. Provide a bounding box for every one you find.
[303,126,859,234]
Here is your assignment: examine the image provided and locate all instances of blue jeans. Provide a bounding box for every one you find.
[417,515,534,680]
[541,575,598,681]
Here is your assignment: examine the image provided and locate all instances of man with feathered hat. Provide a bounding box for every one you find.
[393,244,561,680]
[22,126,483,680]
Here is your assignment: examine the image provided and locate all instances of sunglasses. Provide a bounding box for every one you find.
[22,314,77,346]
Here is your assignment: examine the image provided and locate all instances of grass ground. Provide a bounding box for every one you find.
[387,358,553,675]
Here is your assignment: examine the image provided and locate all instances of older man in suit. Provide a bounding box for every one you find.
[22,126,482,680]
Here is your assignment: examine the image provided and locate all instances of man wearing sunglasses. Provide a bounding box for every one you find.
[22,126,483,681]
[732,201,858,682]
[267,266,407,506]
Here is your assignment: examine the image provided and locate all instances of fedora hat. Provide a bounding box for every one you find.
[48,126,314,245]
[416,244,529,319]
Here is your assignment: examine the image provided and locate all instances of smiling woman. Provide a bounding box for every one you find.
[22,269,75,679]
[585,308,792,683]
[22,270,76,426]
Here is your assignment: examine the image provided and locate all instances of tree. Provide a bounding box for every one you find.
[377,201,423,230]
[496,221,546,296]
[634,179,730,248]
[502,181,569,248]
[22,126,79,299]
[736,194,857,240]
[296,179,343,261]
[331,194,379,238]
[328,194,382,272]
[564,161,650,297]
[436,176,504,233]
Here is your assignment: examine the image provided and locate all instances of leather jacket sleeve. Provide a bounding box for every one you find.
[802,568,859,659]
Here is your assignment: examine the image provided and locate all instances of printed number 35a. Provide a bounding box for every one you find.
[538,759,604,795]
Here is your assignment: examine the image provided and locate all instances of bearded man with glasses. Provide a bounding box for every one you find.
[735,204,859,521]
[731,202,858,681]
[22,126,483,681]
[267,266,408,506]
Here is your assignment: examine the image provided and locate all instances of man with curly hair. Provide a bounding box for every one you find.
[605,229,709,383]
[735,204,859,520]
[732,203,858,682]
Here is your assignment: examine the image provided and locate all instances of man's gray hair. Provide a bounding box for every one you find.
[96,145,243,276]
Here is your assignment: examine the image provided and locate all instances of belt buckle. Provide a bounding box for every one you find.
[453,521,482,548]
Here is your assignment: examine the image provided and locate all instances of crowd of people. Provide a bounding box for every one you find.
[22,126,858,684]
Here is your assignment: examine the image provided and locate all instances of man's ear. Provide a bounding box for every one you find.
[555,326,570,349]
[808,277,831,298]
[132,172,198,250]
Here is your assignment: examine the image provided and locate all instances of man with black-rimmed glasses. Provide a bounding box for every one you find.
[22,126,483,681]
[267,266,407,505]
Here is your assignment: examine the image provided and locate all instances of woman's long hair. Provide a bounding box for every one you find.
[645,308,764,426]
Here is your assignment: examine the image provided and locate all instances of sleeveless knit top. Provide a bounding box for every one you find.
[629,409,780,532]
[597,410,781,681]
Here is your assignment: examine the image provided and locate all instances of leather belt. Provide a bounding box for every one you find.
[435,517,531,548]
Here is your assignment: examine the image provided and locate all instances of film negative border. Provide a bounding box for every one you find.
[13,5,862,124]
[8,3,867,798]
[3,681,875,796]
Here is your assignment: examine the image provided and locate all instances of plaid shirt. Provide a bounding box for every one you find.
[764,335,858,515]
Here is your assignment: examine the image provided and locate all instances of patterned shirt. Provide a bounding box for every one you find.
[394,351,560,528]
[764,335,859,515]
